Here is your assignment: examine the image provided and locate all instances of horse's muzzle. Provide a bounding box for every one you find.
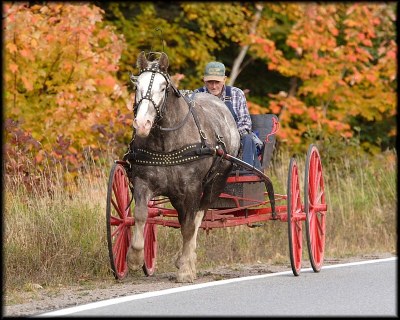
[133,118,153,137]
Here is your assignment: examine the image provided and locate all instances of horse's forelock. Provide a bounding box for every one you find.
[148,61,159,69]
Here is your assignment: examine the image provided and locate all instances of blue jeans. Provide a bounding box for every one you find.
[241,133,261,170]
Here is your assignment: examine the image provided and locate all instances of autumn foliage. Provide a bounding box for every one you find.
[4,3,131,183]
[249,3,396,152]
[3,2,397,185]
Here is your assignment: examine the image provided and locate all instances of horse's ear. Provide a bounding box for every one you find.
[137,51,148,70]
[159,52,169,72]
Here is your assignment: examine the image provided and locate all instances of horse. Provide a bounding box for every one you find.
[123,51,241,282]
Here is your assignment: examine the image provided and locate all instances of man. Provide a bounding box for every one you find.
[195,61,262,170]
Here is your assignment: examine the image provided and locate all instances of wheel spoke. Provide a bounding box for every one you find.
[316,214,324,234]
[111,198,124,219]
[294,223,301,246]
[113,184,124,215]
[293,221,302,266]
[112,225,124,250]
[111,221,125,238]
[114,170,129,215]
[143,223,157,276]
[114,228,128,272]
[313,224,323,260]
[313,189,324,206]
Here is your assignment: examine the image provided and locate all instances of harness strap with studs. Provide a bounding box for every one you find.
[124,143,215,166]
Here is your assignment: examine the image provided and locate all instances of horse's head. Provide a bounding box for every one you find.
[132,51,170,137]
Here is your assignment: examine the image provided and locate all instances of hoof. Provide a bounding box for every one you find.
[176,264,197,283]
[127,247,143,271]
[176,271,195,283]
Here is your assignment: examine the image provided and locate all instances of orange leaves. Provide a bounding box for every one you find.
[170,73,185,88]
[312,69,325,77]
[20,75,34,91]
[347,54,357,63]
[307,108,320,122]
[96,76,117,89]
[6,43,17,53]
[364,73,377,83]
[83,79,97,92]
[4,2,130,174]
[283,97,307,116]
[386,49,396,60]
[19,48,33,60]
[330,27,339,37]
[247,101,263,114]
[268,101,282,114]
[8,63,18,73]
[254,3,396,152]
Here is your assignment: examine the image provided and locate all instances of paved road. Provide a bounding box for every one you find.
[39,258,397,317]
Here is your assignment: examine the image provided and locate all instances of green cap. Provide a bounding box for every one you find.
[203,61,226,81]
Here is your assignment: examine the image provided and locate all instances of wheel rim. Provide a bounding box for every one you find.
[287,158,303,276]
[142,222,157,276]
[305,145,326,272]
[106,163,132,280]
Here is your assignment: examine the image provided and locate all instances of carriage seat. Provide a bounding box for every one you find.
[211,114,278,209]
[251,114,278,170]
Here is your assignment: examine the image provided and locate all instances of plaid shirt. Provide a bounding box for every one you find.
[195,85,252,136]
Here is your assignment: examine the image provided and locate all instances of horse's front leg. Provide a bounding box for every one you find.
[176,210,205,283]
[127,182,152,271]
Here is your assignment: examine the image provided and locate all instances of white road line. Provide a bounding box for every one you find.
[37,257,397,317]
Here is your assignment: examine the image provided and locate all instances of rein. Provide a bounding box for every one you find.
[158,92,193,132]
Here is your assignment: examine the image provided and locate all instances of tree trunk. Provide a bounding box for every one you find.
[278,77,298,122]
[228,3,263,86]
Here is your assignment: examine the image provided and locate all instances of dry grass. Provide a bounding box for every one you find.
[3,148,397,293]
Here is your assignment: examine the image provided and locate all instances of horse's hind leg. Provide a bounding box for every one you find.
[127,183,152,271]
[176,210,205,283]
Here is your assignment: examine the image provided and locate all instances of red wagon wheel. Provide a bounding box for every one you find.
[106,163,133,280]
[287,157,303,276]
[142,221,157,276]
[304,144,326,272]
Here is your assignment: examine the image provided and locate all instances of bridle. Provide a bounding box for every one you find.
[131,62,196,133]
[132,63,176,126]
